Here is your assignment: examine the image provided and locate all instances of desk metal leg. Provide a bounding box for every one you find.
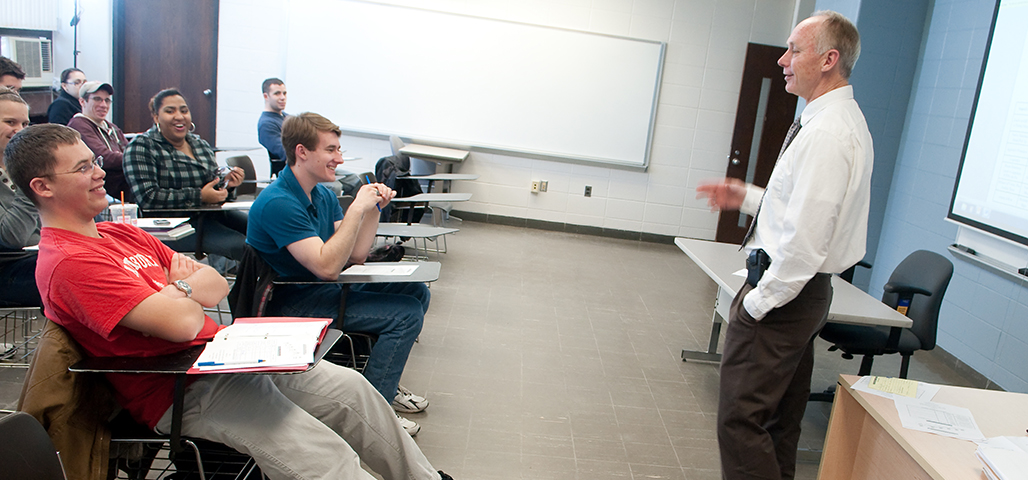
[170,373,186,454]
[682,310,723,363]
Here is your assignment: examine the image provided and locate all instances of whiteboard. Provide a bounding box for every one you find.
[284,0,665,168]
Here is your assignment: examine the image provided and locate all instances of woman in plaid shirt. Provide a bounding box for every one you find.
[124,89,247,261]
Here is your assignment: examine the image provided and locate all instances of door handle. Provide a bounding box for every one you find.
[731,158,741,165]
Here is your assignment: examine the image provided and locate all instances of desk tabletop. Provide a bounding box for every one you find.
[274,261,441,285]
[389,193,472,203]
[141,201,254,215]
[377,224,459,238]
[674,237,912,328]
[399,144,469,162]
[69,330,343,375]
[833,374,1028,480]
[402,173,479,181]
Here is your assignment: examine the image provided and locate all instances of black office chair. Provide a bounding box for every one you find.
[0,411,68,480]
[226,155,258,196]
[819,250,953,379]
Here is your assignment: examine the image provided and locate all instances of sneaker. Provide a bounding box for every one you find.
[397,413,420,436]
[392,384,429,413]
[438,471,454,480]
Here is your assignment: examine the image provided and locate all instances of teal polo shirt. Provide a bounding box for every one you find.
[246,165,344,280]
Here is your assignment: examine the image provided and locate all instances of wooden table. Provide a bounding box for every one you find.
[674,238,912,363]
[820,374,1027,479]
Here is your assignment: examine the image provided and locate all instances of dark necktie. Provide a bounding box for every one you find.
[740,118,802,248]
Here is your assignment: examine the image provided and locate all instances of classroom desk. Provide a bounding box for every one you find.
[141,201,253,258]
[399,144,469,173]
[819,374,1027,479]
[674,238,912,363]
[402,173,479,193]
[377,224,459,259]
[390,193,472,225]
[273,261,441,285]
[70,329,342,453]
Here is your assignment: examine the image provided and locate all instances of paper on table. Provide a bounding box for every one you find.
[868,376,918,397]
[892,396,985,441]
[975,437,1028,480]
[219,201,254,211]
[340,264,418,276]
[852,375,941,401]
[192,320,327,371]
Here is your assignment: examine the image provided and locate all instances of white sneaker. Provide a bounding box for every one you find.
[392,385,429,413]
[397,413,421,436]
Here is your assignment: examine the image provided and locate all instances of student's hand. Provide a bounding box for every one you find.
[165,253,202,283]
[696,178,747,211]
[225,167,245,188]
[354,183,395,213]
[201,178,229,204]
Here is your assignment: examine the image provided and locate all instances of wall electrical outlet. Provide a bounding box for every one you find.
[584,185,592,197]
[531,181,540,193]
[540,180,548,192]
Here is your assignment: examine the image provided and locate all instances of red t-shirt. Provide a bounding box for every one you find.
[36,222,220,428]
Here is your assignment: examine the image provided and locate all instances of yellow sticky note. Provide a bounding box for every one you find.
[867,376,918,397]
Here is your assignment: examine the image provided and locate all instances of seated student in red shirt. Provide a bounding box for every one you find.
[4,123,452,480]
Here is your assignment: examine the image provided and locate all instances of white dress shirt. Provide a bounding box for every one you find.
[741,85,873,320]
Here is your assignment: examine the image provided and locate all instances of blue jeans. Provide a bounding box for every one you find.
[267,281,429,402]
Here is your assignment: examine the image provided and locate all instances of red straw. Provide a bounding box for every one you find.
[120,191,126,223]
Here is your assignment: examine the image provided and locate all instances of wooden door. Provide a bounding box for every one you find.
[715,43,798,244]
[112,0,219,143]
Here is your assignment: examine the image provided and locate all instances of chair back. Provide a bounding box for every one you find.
[227,245,279,319]
[338,195,354,212]
[389,135,406,156]
[226,155,257,195]
[881,250,953,351]
[0,412,67,480]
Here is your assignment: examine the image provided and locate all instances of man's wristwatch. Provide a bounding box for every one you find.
[173,280,192,298]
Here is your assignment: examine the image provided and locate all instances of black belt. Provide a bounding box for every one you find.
[746,249,831,288]
[746,249,772,287]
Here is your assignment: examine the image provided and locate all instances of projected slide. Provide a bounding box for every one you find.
[950,0,1028,243]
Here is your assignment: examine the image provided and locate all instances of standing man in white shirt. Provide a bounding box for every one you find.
[696,11,872,480]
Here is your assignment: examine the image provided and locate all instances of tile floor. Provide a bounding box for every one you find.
[0,219,980,479]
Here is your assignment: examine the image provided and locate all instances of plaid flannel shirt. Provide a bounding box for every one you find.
[124,126,233,209]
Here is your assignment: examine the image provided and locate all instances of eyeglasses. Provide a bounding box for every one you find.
[51,156,103,176]
[63,79,87,86]
[87,96,113,105]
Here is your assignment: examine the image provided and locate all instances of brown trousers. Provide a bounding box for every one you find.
[717,274,832,480]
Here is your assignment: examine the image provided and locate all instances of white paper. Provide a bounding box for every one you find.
[852,375,942,401]
[340,264,418,276]
[975,437,1028,480]
[892,396,985,441]
[192,320,327,371]
[220,201,254,211]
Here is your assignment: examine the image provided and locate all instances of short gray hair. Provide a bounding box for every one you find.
[812,10,861,79]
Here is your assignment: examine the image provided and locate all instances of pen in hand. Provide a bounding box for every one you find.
[366,175,383,212]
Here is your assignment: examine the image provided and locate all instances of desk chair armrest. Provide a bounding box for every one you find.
[883,282,932,298]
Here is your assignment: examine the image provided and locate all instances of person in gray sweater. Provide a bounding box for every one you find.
[0,86,41,307]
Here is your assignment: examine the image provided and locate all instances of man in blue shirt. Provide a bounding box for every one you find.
[257,78,288,177]
[247,112,430,435]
